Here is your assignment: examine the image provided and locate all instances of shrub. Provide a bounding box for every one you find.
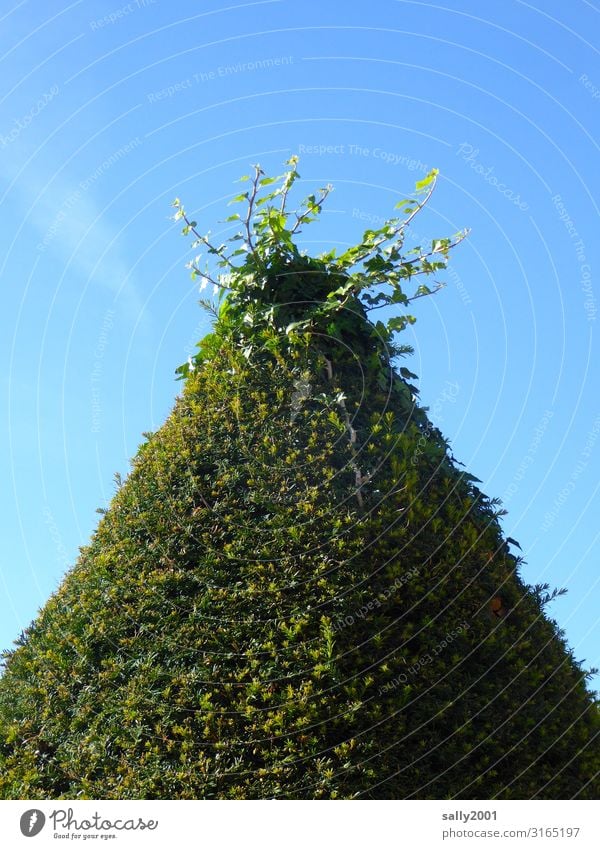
[1,161,598,799]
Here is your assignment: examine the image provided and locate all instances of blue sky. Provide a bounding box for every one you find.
[1,0,599,687]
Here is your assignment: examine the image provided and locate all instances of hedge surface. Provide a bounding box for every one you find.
[0,300,598,799]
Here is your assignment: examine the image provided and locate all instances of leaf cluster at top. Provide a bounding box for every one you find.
[172,157,468,381]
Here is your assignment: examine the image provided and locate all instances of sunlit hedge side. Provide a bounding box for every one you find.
[0,325,598,799]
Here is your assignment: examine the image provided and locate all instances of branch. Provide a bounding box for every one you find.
[393,229,470,270]
[364,281,447,312]
[343,176,439,270]
[245,164,263,253]
[279,158,298,214]
[290,185,333,235]
[187,261,228,292]
[180,210,237,273]
[406,281,446,304]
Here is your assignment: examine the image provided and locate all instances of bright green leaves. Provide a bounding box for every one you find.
[387,314,417,333]
[331,168,467,346]
[415,167,439,192]
[174,361,191,381]
[173,159,467,382]
[228,192,249,205]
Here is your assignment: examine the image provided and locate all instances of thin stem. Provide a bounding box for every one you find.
[406,281,446,303]
[290,185,332,235]
[364,281,446,312]
[187,262,228,291]
[181,211,237,273]
[279,160,298,214]
[342,177,439,270]
[245,164,263,253]
[391,229,469,269]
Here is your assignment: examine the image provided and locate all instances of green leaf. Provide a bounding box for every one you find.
[387,316,409,333]
[228,193,249,205]
[256,191,281,207]
[415,168,439,192]
[400,367,419,380]
[174,361,190,381]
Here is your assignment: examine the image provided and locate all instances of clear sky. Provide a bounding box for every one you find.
[1,0,599,687]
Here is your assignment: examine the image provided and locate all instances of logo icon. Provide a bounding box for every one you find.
[20,810,46,837]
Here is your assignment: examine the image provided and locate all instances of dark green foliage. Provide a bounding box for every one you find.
[1,164,598,799]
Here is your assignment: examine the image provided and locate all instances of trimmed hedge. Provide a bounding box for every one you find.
[2,159,598,797]
[0,313,598,799]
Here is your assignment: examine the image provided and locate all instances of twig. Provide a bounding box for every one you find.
[405,282,446,303]
[181,211,237,273]
[391,230,469,270]
[245,164,263,253]
[290,185,333,235]
[187,262,228,292]
[280,159,298,214]
[364,281,447,312]
[343,177,439,270]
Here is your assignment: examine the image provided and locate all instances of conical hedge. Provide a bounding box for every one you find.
[1,162,598,799]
